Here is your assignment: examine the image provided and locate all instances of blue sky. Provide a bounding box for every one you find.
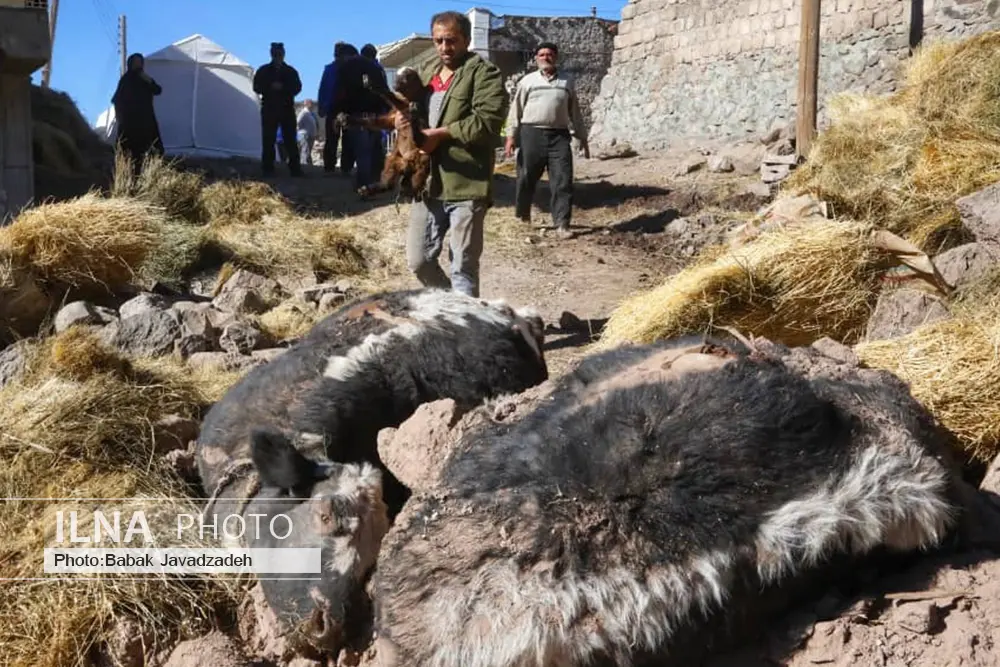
[34,0,625,125]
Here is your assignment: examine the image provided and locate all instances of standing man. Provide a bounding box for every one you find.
[296,99,319,166]
[317,42,354,175]
[253,42,304,177]
[332,45,390,194]
[360,43,388,178]
[398,10,507,298]
[505,42,589,238]
[111,53,165,174]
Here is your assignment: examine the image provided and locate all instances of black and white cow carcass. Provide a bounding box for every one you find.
[370,335,964,667]
[193,288,549,658]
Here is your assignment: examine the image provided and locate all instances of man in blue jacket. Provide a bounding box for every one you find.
[332,47,390,192]
[317,43,354,175]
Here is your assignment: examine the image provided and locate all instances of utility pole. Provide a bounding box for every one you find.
[795,0,821,160]
[119,14,127,75]
[40,0,60,88]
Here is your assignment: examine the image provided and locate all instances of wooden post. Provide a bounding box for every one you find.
[40,0,59,88]
[119,14,127,75]
[795,0,821,160]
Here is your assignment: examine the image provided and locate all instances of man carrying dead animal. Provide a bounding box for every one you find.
[397,10,507,298]
[505,42,589,239]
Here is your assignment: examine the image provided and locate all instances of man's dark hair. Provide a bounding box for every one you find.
[536,41,558,55]
[361,43,378,59]
[341,43,359,57]
[334,41,348,58]
[431,10,472,40]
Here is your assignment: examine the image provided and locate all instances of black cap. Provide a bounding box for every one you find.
[270,42,285,53]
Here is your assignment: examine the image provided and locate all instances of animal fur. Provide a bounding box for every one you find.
[339,67,432,202]
[194,288,548,658]
[370,336,961,667]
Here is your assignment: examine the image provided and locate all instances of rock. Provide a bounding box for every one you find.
[218,322,262,355]
[742,182,773,199]
[275,272,319,294]
[118,293,169,321]
[708,155,735,173]
[891,601,941,635]
[761,163,792,184]
[296,282,348,304]
[251,348,287,364]
[174,307,219,342]
[865,288,952,341]
[377,399,463,493]
[112,311,182,357]
[956,181,1000,249]
[773,138,795,156]
[174,334,213,360]
[54,301,117,333]
[665,218,689,235]
[0,339,30,389]
[187,352,263,373]
[236,584,292,663]
[559,310,585,331]
[318,291,348,311]
[212,269,284,315]
[675,157,706,176]
[933,242,999,289]
[981,453,1000,497]
[810,337,859,366]
[203,307,238,331]
[162,631,249,667]
[153,414,200,454]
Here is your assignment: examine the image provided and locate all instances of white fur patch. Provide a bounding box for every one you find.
[323,323,422,381]
[754,442,955,583]
[407,289,516,329]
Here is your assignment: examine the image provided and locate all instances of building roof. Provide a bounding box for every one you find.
[377,33,435,68]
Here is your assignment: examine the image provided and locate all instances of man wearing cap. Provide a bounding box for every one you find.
[505,41,589,238]
[252,42,304,177]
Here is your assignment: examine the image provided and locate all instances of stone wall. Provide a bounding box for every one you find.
[488,15,618,133]
[589,0,1000,150]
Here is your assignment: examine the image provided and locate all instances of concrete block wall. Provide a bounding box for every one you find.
[590,0,1000,150]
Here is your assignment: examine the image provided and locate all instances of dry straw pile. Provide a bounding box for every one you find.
[785,31,1000,252]
[0,328,248,667]
[856,270,1000,465]
[596,218,885,349]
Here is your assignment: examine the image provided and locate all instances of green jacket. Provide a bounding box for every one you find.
[418,52,508,203]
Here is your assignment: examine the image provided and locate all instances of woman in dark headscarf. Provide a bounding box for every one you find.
[111,53,164,170]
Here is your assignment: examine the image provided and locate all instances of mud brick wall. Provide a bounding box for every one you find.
[589,0,1000,150]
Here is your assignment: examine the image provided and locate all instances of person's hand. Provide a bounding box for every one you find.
[393,111,410,133]
[138,71,152,83]
[504,136,515,159]
[419,128,446,154]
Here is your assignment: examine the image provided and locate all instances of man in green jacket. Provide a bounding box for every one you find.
[397,10,507,298]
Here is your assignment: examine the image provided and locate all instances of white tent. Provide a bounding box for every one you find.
[95,34,263,159]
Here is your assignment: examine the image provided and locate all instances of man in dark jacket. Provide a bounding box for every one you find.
[253,42,304,177]
[317,42,354,175]
[332,47,390,191]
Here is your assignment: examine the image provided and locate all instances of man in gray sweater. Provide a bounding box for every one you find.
[504,41,589,238]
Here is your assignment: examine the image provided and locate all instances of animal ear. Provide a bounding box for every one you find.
[250,429,320,491]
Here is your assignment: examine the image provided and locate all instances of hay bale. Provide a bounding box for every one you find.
[0,329,247,667]
[0,254,53,344]
[199,181,292,226]
[32,119,88,175]
[856,268,1000,464]
[0,192,167,290]
[111,153,208,224]
[785,32,1000,253]
[596,218,884,350]
[204,215,369,281]
[255,297,320,342]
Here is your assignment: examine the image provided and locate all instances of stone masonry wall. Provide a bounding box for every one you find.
[489,15,618,134]
[590,0,1000,151]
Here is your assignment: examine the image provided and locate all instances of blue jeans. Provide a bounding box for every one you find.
[406,198,487,297]
[344,127,380,189]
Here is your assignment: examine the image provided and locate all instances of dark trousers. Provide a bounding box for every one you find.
[261,108,301,174]
[323,115,354,173]
[515,125,573,229]
[345,128,382,189]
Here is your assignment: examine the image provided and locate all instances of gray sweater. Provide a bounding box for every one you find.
[505,69,587,141]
